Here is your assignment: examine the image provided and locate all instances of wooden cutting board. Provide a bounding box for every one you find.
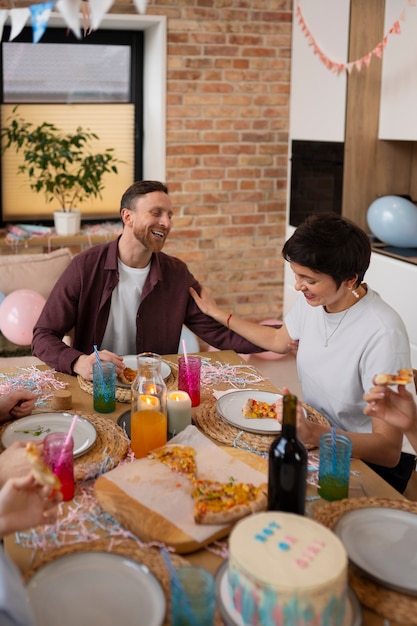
[94,426,267,554]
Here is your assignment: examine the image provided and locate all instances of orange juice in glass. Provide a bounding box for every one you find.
[130,353,168,458]
[130,409,167,458]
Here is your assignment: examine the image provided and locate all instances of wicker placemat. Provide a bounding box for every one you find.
[24,538,224,626]
[193,395,329,453]
[77,361,178,403]
[0,411,130,483]
[312,497,417,625]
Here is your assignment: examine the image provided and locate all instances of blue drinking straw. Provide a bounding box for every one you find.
[331,426,337,473]
[93,345,109,403]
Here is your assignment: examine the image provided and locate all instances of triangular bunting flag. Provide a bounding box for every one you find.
[89,0,114,31]
[56,0,82,39]
[133,0,148,15]
[363,53,372,67]
[30,1,55,44]
[9,8,30,41]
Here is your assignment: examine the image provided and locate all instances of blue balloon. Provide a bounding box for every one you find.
[367,195,417,248]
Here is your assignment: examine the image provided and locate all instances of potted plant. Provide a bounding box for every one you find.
[1,107,122,235]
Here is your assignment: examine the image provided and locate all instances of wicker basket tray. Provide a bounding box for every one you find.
[77,361,178,403]
[23,538,224,626]
[193,394,329,454]
[312,497,417,625]
[0,411,129,483]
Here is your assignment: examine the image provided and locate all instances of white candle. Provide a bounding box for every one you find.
[167,390,192,437]
[138,394,160,411]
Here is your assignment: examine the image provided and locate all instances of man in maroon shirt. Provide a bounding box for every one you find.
[32,180,266,381]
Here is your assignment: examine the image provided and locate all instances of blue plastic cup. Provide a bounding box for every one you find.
[171,566,215,626]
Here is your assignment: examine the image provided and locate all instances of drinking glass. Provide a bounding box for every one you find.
[318,432,352,501]
[171,566,215,626]
[93,361,116,413]
[178,356,201,407]
[43,432,75,501]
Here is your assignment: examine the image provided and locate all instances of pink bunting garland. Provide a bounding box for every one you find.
[296,0,416,75]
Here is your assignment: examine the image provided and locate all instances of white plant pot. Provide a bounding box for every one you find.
[53,210,81,236]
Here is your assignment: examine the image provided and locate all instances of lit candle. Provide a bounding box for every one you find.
[138,394,160,410]
[167,390,192,438]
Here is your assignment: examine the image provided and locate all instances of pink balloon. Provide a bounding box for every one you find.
[0,289,46,346]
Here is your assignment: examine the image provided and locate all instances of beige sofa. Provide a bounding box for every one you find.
[0,247,73,299]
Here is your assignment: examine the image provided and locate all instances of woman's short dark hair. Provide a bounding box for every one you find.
[120,180,169,212]
[282,213,371,288]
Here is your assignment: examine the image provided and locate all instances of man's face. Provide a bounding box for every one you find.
[126,191,173,253]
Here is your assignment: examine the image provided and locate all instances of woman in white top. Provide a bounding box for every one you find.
[190,213,416,493]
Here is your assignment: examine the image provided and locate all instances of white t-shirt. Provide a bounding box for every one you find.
[101,259,151,355]
[285,287,416,452]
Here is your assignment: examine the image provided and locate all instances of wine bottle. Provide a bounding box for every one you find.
[268,393,308,515]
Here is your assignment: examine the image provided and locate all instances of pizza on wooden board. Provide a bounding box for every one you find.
[242,397,277,419]
[25,442,61,490]
[148,443,267,525]
[148,444,197,478]
[373,369,413,386]
[191,478,267,525]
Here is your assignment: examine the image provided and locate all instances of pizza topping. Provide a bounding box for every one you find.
[148,443,267,525]
[118,367,137,385]
[373,369,413,386]
[242,398,277,419]
[148,444,197,478]
[25,442,61,490]
[191,478,268,525]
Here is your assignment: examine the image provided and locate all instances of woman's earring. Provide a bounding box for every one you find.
[351,287,360,299]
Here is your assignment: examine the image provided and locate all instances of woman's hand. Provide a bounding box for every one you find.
[276,386,323,446]
[364,384,417,435]
[0,473,62,537]
[189,285,224,322]
[0,390,37,422]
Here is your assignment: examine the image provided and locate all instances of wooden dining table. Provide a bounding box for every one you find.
[1,350,414,626]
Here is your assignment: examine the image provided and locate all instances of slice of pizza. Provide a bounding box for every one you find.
[148,444,197,479]
[191,478,268,525]
[25,442,61,490]
[118,367,137,385]
[373,369,414,386]
[242,397,277,419]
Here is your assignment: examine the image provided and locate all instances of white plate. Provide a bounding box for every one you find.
[216,390,282,434]
[26,551,166,626]
[1,413,96,458]
[334,507,417,595]
[215,561,362,626]
[118,355,171,387]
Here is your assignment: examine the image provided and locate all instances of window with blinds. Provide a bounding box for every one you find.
[0,27,143,224]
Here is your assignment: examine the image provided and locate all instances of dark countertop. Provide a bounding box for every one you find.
[371,242,417,265]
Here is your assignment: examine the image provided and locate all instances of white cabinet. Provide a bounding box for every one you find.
[290,0,350,142]
[365,252,417,368]
[379,0,417,140]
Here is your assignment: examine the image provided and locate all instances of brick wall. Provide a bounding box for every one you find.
[2,0,292,323]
